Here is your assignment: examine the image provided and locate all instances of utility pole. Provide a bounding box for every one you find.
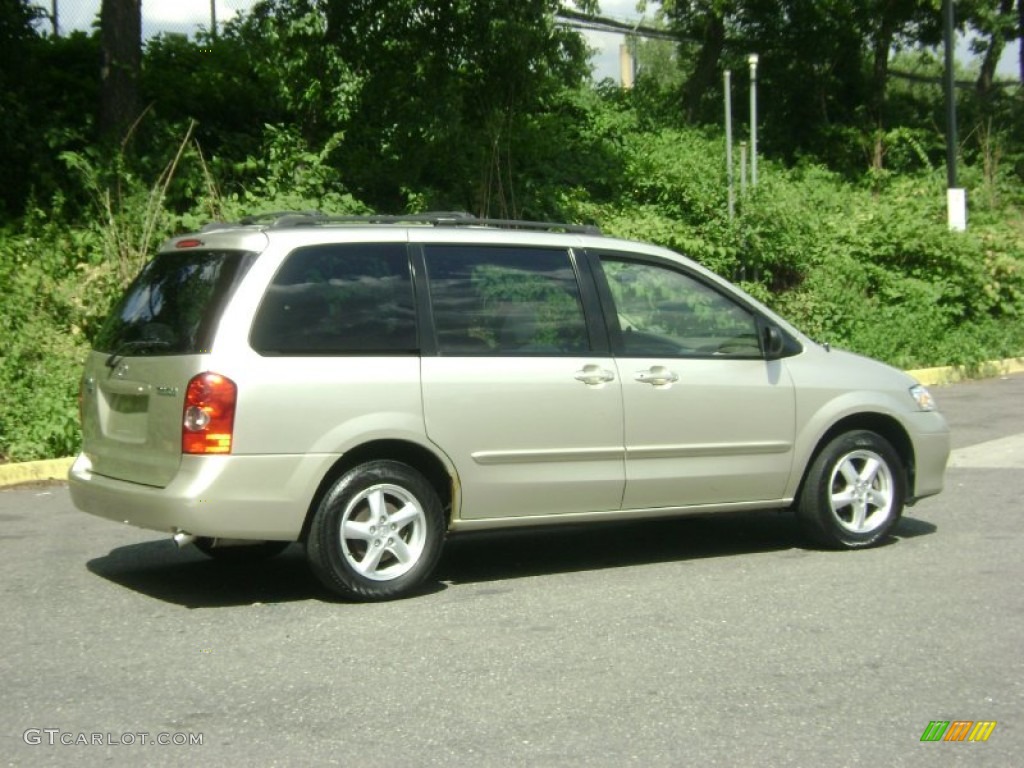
[944,0,966,230]
[748,54,759,187]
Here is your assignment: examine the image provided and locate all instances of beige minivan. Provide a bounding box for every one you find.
[69,213,950,600]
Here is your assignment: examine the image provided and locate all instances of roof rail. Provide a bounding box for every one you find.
[222,211,601,235]
[237,210,328,227]
[449,217,602,235]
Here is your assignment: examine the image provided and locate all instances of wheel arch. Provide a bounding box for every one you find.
[796,413,916,502]
[299,439,456,543]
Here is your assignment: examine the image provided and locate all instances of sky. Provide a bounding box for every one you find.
[32,0,1022,83]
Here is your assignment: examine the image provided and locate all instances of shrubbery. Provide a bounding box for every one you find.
[566,122,1024,372]
[1,14,1023,461]
[3,112,1022,461]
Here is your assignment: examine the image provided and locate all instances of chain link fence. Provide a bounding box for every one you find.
[30,0,260,40]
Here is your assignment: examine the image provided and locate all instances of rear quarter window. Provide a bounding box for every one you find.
[249,243,417,355]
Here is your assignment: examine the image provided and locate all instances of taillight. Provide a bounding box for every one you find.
[182,373,237,454]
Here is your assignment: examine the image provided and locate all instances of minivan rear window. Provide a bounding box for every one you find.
[93,249,256,355]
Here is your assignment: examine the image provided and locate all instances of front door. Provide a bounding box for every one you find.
[594,253,796,510]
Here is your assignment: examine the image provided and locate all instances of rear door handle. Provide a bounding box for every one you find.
[634,366,679,386]
[574,365,616,386]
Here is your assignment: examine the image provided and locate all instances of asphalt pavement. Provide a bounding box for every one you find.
[1,374,1022,767]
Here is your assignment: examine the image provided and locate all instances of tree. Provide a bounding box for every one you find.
[0,0,43,216]
[967,0,1020,99]
[99,0,141,141]
[315,0,598,214]
[655,0,950,170]
[676,1,731,122]
[855,0,943,170]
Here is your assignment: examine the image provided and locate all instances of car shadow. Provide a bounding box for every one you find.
[87,541,332,609]
[438,510,804,585]
[86,511,936,607]
[892,515,937,539]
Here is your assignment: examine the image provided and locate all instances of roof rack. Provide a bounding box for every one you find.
[221,211,601,235]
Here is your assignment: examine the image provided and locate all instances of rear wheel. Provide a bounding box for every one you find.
[796,430,906,549]
[306,460,445,601]
[193,538,290,562]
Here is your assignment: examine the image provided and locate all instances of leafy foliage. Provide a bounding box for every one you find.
[0,2,1023,460]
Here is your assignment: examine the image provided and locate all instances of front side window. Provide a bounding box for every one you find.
[94,249,255,355]
[425,245,589,355]
[600,257,760,357]
[250,243,416,355]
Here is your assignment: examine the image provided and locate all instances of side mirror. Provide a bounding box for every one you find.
[762,325,785,360]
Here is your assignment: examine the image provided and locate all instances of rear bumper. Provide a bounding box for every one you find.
[68,452,339,540]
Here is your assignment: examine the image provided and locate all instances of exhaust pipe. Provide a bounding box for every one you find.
[173,532,197,548]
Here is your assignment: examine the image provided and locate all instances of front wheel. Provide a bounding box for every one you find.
[796,430,906,549]
[306,460,445,601]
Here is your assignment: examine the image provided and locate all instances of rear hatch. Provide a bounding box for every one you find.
[80,247,257,487]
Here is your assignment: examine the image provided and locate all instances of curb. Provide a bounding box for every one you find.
[905,356,1024,386]
[2,358,1022,489]
[0,457,75,489]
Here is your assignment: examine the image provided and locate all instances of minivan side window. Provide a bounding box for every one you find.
[250,243,416,355]
[424,245,589,355]
[599,256,760,358]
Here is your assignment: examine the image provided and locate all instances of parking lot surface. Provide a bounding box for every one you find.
[2,374,1022,766]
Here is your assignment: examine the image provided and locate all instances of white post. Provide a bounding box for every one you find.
[947,188,967,231]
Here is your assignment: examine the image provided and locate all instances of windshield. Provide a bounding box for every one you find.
[93,249,256,354]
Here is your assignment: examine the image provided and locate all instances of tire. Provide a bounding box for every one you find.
[193,538,291,562]
[796,430,906,549]
[305,460,445,601]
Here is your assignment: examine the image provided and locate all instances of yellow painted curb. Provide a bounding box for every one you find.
[0,457,74,488]
[906,356,1024,386]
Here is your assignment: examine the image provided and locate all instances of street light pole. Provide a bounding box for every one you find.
[748,54,758,187]
[724,69,735,219]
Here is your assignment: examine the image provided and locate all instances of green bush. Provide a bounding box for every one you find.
[1,79,1023,462]
[561,117,1024,371]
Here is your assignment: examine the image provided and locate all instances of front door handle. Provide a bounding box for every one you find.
[634,366,679,386]
[574,365,616,386]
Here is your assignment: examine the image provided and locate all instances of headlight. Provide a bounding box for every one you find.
[909,384,937,412]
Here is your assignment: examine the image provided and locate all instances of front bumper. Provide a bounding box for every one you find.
[907,411,951,503]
